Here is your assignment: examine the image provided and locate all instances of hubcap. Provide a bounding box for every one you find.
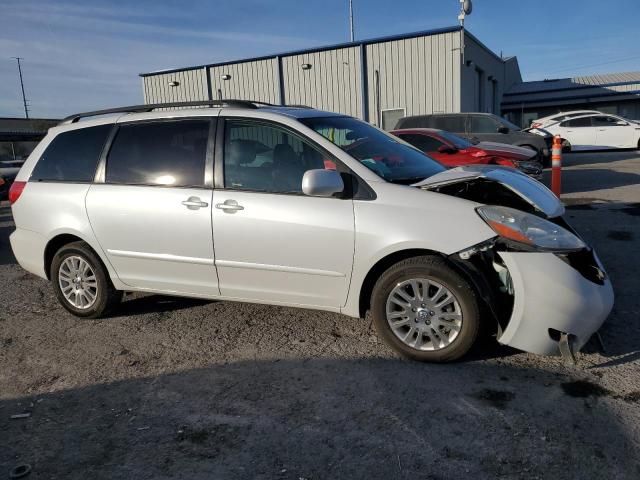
[58,256,98,309]
[385,278,462,351]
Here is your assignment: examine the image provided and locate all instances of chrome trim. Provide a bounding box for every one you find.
[216,259,345,277]
[107,249,214,265]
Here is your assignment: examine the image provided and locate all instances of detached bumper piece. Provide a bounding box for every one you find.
[496,250,613,356]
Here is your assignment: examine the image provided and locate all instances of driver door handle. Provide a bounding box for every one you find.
[216,199,244,212]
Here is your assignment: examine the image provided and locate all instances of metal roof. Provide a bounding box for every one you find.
[506,71,640,95]
[140,25,473,77]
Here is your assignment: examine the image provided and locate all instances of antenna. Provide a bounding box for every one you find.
[349,0,355,42]
[12,57,30,118]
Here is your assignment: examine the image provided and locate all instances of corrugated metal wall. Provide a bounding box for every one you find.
[209,59,279,104]
[460,34,506,114]
[282,47,362,117]
[142,69,209,104]
[366,31,462,126]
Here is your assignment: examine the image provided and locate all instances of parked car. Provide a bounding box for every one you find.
[8,101,613,362]
[530,110,601,129]
[391,128,542,178]
[0,161,21,200]
[542,113,640,151]
[395,113,553,166]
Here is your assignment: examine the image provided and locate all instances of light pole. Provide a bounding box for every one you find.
[349,0,355,42]
[458,0,472,63]
[12,57,29,119]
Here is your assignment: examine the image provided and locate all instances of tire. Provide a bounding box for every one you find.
[371,255,480,362]
[51,241,122,318]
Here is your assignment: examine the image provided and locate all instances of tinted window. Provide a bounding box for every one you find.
[469,116,499,133]
[301,116,445,184]
[592,115,624,127]
[106,120,209,187]
[397,134,445,152]
[561,117,592,127]
[224,120,330,194]
[432,116,466,132]
[30,125,111,182]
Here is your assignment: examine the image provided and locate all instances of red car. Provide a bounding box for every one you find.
[391,128,542,177]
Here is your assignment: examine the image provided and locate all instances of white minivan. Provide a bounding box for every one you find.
[8,101,613,362]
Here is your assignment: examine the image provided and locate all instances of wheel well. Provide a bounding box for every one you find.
[43,234,85,280]
[358,249,444,318]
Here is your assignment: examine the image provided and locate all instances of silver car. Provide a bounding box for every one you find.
[8,101,613,362]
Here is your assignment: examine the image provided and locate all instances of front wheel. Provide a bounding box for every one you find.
[51,241,122,318]
[371,256,480,362]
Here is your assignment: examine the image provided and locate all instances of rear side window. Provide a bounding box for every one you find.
[561,117,592,128]
[106,120,209,187]
[434,116,466,133]
[30,124,112,182]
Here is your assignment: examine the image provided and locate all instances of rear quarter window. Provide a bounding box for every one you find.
[30,124,112,182]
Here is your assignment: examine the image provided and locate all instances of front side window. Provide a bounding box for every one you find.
[397,133,445,152]
[301,116,445,184]
[223,120,331,194]
[592,116,624,127]
[31,124,112,182]
[106,120,209,187]
[470,116,500,133]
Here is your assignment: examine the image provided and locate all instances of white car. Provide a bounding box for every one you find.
[530,110,601,129]
[543,113,640,151]
[8,101,613,362]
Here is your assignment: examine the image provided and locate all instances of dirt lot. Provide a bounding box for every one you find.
[1,151,640,479]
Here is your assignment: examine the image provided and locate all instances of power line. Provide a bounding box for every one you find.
[12,57,30,119]
[545,55,640,75]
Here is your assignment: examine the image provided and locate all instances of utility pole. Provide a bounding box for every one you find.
[349,0,355,42]
[12,57,29,119]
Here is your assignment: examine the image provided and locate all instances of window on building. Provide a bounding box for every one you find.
[223,120,329,194]
[561,117,592,128]
[105,120,209,187]
[30,124,112,182]
[397,134,446,153]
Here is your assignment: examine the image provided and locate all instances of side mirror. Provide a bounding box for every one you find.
[302,169,344,197]
[497,126,509,134]
[437,145,457,154]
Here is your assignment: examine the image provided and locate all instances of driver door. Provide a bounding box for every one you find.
[211,118,355,308]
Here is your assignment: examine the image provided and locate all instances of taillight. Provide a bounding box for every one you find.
[490,157,516,168]
[8,181,26,205]
[531,122,542,128]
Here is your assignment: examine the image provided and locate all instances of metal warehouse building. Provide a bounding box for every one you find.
[502,71,640,127]
[140,26,522,130]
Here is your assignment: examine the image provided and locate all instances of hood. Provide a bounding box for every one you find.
[475,142,537,160]
[413,165,564,218]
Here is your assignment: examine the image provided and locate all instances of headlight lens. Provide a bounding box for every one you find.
[477,206,586,251]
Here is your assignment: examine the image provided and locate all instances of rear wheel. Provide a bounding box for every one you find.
[371,256,480,362]
[51,241,122,318]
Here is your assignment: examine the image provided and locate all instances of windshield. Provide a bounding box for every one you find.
[437,130,473,149]
[300,116,445,183]
[500,117,523,131]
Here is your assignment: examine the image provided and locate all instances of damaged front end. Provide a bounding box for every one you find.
[415,166,614,358]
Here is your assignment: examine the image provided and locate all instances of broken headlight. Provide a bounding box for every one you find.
[476,206,586,252]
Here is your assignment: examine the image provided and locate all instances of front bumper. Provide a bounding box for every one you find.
[497,250,613,356]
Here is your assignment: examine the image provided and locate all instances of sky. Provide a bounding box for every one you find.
[1,0,639,118]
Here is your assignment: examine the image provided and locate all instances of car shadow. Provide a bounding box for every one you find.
[110,293,215,317]
[0,225,16,265]
[542,168,640,194]
[1,358,637,479]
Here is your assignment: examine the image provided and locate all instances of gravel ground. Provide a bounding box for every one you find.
[1,151,639,479]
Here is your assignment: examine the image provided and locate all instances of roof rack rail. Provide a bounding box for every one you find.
[59,99,270,124]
